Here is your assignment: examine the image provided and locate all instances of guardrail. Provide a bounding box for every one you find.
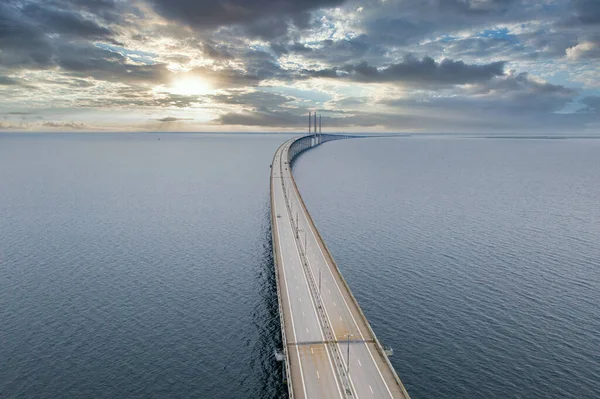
[270,139,296,398]
[283,134,412,399]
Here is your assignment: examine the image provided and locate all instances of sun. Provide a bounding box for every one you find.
[169,77,212,96]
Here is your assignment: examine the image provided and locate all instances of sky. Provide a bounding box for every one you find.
[0,0,599,133]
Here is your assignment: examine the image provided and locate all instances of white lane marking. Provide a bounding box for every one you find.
[340,316,343,321]
[299,297,302,302]
[317,370,320,379]
[311,264,360,398]
[358,359,362,366]
[283,200,344,399]
[306,328,309,333]
[369,386,373,394]
[272,193,307,399]
[311,347,314,354]
[302,207,394,398]
[289,184,384,399]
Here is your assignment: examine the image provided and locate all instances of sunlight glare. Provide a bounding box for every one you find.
[169,77,212,95]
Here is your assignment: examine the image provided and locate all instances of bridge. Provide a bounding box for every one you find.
[270,130,411,398]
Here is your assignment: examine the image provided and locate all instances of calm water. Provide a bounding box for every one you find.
[1,133,599,398]
[294,136,600,398]
[0,133,290,398]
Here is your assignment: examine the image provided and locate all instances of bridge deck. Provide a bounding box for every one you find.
[271,136,411,398]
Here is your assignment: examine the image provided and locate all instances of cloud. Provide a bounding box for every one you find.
[566,40,600,60]
[0,121,29,130]
[202,43,234,60]
[574,0,600,25]
[148,0,345,38]
[47,0,125,24]
[42,121,88,130]
[379,72,578,121]
[209,90,293,108]
[156,117,193,122]
[0,3,54,69]
[0,75,36,89]
[55,43,170,84]
[217,107,304,127]
[0,0,596,133]
[0,76,22,86]
[307,56,506,86]
[290,34,388,65]
[21,3,114,40]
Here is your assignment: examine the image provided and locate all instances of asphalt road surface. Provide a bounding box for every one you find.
[271,137,410,398]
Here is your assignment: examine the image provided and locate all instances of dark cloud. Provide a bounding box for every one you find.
[56,43,170,84]
[0,0,595,133]
[81,89,203,109]
[203,43,234,60]
[293,35,388,65]
[0,75,36,88]
[210,91,293,108]
[363,16,434,46]
[218,107,304,127]
[46,0,125,23]
[156,117,193,122]
[149,0,345,39]
[380,72,577,116]
[352,0,593,62]
[355,0,527,47]
[428,36,521,60]
[574,0,600,25]
[22,3,113,40]
[0,76,22,86]
[307,56,505,86]
[471,72,575,96]
[42,121,87,130]
[0,0,123,71]
[148,0,344,27]
[270,41,314,56]
[438,0,518,15]
[237,48,296,81]
[0,3,54,68]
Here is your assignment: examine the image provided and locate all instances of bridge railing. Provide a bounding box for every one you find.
[284,134,412,399]
[270,140,297,398]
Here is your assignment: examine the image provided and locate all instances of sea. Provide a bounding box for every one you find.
[1,133,599,398]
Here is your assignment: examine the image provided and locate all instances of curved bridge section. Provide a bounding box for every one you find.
[270,134,411,398]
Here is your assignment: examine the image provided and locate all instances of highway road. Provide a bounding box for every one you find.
[271,136,411,398]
